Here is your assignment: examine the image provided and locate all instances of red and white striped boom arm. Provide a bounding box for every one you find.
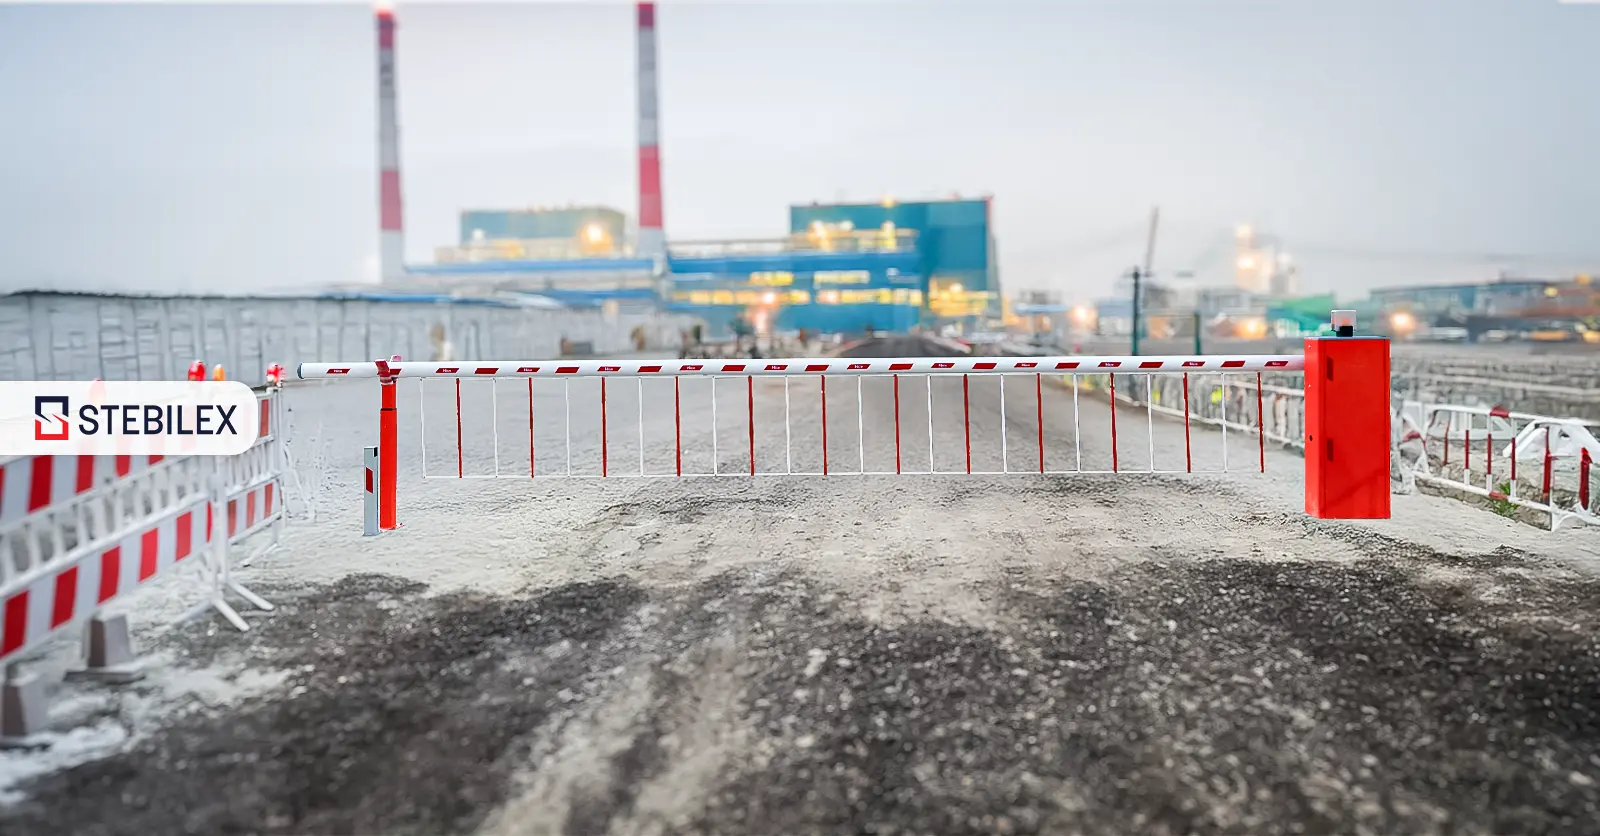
[297,355,1304,380]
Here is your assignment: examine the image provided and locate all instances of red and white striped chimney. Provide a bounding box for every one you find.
[376,1,405,282]
[635,2,665,259]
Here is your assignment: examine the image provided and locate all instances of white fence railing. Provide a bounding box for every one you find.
[298,355,1306,489]
[1399,403,1598,531]
[1110,373,1598,531]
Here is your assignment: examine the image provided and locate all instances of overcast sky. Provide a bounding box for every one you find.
[0,0,1595,301]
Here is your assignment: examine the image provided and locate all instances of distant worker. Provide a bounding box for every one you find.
[631,324,647,352]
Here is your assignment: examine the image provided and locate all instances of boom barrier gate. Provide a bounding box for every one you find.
[300,317,1394,527]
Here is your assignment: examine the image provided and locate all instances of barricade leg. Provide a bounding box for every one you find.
[0,663,48,749]
[177,483,276,633]
[1305,311,1392,519]
[65,614,144,684]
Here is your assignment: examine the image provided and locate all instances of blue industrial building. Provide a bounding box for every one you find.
[664,197,1000,335]
[404,196,1001,336]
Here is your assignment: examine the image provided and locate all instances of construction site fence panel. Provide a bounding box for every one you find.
[1,386,293,743]
[1109,373,1598,531]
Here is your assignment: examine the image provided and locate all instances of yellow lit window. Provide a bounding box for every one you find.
[711,290,734,305]
[814,270,871,286]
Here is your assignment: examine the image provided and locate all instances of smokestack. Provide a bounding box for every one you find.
[377,1,405,282]
[636,2,665,259]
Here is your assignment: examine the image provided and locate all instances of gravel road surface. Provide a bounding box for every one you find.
[4,345,1600,836]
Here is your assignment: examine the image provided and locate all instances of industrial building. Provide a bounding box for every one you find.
[1369,276,1599,341]
[663,197,1000,335]
[440,207,629,263]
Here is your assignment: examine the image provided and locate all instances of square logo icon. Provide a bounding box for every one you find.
[34,395,70,441]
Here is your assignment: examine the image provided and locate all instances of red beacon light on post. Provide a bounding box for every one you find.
[187,361,206,381]
[266,364,285,388]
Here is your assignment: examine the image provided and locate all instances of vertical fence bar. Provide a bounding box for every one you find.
[564,379,572,477]
[638,378,645,476]
[418,377,428,480]
[1510,435,1519,498]
[1071,373,1081,473]
[1035,373,1044,474]
[821,375,829,476]
[1465,428,1471,476]
[926,375,934,472]
[1486,432,1494,489]
[1182,373,1192,473]
[1542,425,1553,501]
[711,377,719,475]
[1256,372,1265,473]
[1581,448,1592,512]
[894,373,902,475]
[748,374,756,477]
[963,373,972,475]
[1109,373,1119,473]
[527,379,535,477]
[601,377,609,478]
[491,379,500,478]
[857,375,865,475]
[454,378,463,480]
[1145,373,1155,472]
[1443,412,1452,466]
[999,375,1008,474]
[783,376,792,475]
[674,377,682,477]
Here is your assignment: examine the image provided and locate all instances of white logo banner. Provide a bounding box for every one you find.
[0,381,262,457]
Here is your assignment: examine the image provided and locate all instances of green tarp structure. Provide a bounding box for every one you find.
[1264,294,1377,335]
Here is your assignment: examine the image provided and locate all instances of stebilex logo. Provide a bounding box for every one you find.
[3,381,260,456]
[34,395,70,441]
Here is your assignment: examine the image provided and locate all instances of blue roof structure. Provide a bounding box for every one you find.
[407,258,656,275]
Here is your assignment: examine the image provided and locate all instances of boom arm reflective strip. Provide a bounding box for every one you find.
[296,355,1306,380]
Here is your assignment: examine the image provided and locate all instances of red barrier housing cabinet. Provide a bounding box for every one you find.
[1304,323,1392,519]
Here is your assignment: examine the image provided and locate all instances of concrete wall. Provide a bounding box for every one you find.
[0,292,700,386]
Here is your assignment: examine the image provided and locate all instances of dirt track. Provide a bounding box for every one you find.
[4,347,1600,835]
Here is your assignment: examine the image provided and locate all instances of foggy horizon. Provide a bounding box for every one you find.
[1,0,1596,300]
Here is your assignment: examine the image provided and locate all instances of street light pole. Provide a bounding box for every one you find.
[1132,205,1159,357]
[1130,266,1142,356]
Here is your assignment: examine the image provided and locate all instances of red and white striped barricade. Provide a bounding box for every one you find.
[1408,403,1600,531]
[299,315,1395,529]
[0,382,290,746]
[218,388,288,560]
